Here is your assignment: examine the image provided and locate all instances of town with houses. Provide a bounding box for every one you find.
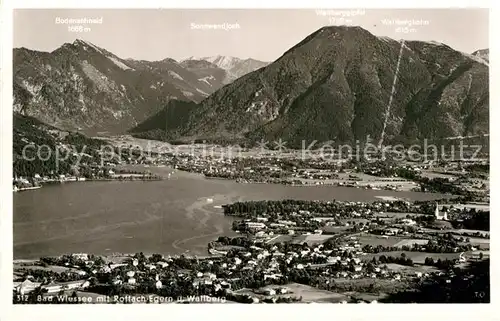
[14,186,489,303]
[13,136,490,303]
[14,135,490,197]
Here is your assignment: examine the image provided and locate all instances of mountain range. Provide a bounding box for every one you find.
[132,26,489,147]
[13,40,267,134]
[13,27,489,147]
[471,49,489,63]
[182,56,269,84]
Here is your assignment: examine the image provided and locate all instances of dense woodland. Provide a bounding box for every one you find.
[13,113,106,178]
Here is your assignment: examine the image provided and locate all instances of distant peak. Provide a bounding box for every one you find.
[73,39,91,46]
[160,57,178,64]
[72,39,104,53]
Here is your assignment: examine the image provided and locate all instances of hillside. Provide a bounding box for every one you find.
[471,49,489,63]
[13,113,106,178]
[183,56,269,84]
[13,41,266,134]
[135,27,489,147]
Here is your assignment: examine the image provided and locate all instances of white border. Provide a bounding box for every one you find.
[1,1,498,321]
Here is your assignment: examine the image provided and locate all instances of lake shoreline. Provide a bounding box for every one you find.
[14,170,452,260]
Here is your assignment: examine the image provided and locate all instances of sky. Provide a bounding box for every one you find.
[13,8,489,62]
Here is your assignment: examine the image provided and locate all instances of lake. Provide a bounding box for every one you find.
[14,167,450,259]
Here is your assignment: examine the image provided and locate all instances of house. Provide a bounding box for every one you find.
[110,263,127,270]
[156,261,169,268]
[385,228,401,236]
[101,266,112,273]
[155,280,163,289]
[278,220,296,226]
[126,271,136,278]
[41,280,89,293]
[42,283,63,293]
[327,256,340,263]
[401,218,417,225]
[14,279,41,295]
[255,231,266,237]
[263,288,276,296]
[144,264,156,271]
[245,222,266,230]
[270,223,285,228]
[204,272,217,280]
[71,253,89,261]
[128,278,136,285]
[278,287,289,294]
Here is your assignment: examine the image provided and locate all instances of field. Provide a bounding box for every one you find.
[321,226,351,234]
[465,237,490,244]
[393,239,429,247]
[13,261,85,279]
[329,278,412,299]
[291,234,334,245]
[382,263,438,274]
[371,212,428,219]
[419,170,457,180]
[266,235,294,244]
[281,283,348,303]
[266,234,333,246]
[355,235,428,248]
[356,235,405,247]
[235,283,348,303]
[420,227,490,237]
[362,251,461,264]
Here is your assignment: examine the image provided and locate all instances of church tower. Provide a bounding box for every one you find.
[434,202,448,220]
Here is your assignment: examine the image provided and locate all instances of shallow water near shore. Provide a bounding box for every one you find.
[14,167,450,259]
